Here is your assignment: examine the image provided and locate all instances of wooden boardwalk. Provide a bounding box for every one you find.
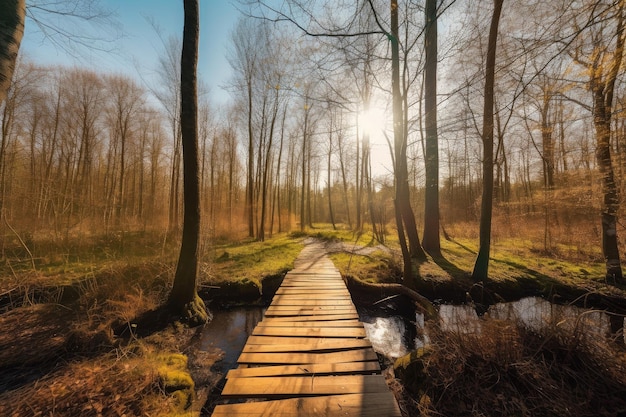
[211,242,402,417]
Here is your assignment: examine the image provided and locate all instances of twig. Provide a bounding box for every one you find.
[2,212,36,271]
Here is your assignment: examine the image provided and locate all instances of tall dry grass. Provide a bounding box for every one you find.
[395,314,626,417]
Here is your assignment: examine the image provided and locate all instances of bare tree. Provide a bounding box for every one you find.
[571,1,624,283]
[167,0,208,326]
[472,0,503,282]
[422,0,441,256]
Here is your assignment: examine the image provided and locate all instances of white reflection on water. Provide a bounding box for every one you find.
[362,317,408,359]
[437,297,621,343]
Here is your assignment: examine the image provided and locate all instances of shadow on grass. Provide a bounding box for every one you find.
[431,254,469,281]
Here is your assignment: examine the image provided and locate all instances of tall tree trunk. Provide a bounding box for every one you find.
[472,0,503,282]
[246,76,254,238]
[168,0,208,326]
[391,0,426,288]
[594,7,624,283]
[327,128,336,230]
[422,0,441,256]
[0,0,24,104]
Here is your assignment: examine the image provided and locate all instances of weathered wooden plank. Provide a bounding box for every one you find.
[268,300,355,307]
[245,335,366,346]
[282,275,343,280]
[252,326,365,338]
[242,338,372,353]
[261,313,360,322]
[221,375,389,398]
[237,349,377,365]
[212,393,402,417]
[280,280,345,285]
[271,294,353,300]
[275,289,351,294]
[259,319,362,327]
[264,309,358,317]
[267,305,356,311]
[227,361,381,378]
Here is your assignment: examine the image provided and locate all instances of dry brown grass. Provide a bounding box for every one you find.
[0,259,215,417]
[394,316,626,417]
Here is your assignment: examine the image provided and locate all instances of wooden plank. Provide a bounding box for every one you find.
[212,393,402,417]
[221,375,389,398]
[267,304,357,310]
[264,309,358,317]
[282,276,343,280]
[259,319,362,327]
[262,313,360,322]
[266,303,355,311]
[237,349,378,365]
[242,338,372,353]
[275,288,350,294]
[268,300,354,307]
[227,362,380,378]
[245,335,367,346]
[252,326,365,338]
[271,295,352,300]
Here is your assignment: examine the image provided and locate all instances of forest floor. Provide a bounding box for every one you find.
[0,227,625,416]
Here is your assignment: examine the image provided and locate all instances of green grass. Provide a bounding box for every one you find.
[204,234,304,285]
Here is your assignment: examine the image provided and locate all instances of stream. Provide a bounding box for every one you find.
[198,297,625,375]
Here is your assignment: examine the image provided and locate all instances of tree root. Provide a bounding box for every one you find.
[344,275,437,321]
[179,294,209,327]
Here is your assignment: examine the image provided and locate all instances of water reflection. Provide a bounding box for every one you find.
[437,297,623,344]
[362,317,409,359]
[199,307,264,373]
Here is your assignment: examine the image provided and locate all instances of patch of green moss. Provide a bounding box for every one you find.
[155,353,195,413]
[394,347,431,394]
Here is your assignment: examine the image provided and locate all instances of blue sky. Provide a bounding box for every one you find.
[20,1,242,105]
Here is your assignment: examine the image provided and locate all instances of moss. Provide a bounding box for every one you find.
[180,294,209,327]
[394,347,431,395]
[156,353,195,414]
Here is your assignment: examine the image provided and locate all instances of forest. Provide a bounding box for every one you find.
[1,0,626,416]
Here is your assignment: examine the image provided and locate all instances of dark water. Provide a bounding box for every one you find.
[198,297,625,374]
[198,307,264,373]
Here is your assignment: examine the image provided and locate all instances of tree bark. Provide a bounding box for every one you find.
[422,0,441,256]
[0,0,24,104]
[472,0,503,282]
[168,0,208,326]
[391,0,426,288]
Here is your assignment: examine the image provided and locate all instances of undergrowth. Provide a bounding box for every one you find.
[395,315,626,417]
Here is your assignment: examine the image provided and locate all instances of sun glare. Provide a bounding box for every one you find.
[357,106,388,138]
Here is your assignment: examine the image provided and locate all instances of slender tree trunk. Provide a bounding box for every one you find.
[246,77,254,237]
[168,0,208,326]
[327,128,336,230]
[391,0,426,287]
[259,91,279,241]
[472,0,503,282]
[422,0,441,256]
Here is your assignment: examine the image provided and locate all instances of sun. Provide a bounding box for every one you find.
[357,105,389,138]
